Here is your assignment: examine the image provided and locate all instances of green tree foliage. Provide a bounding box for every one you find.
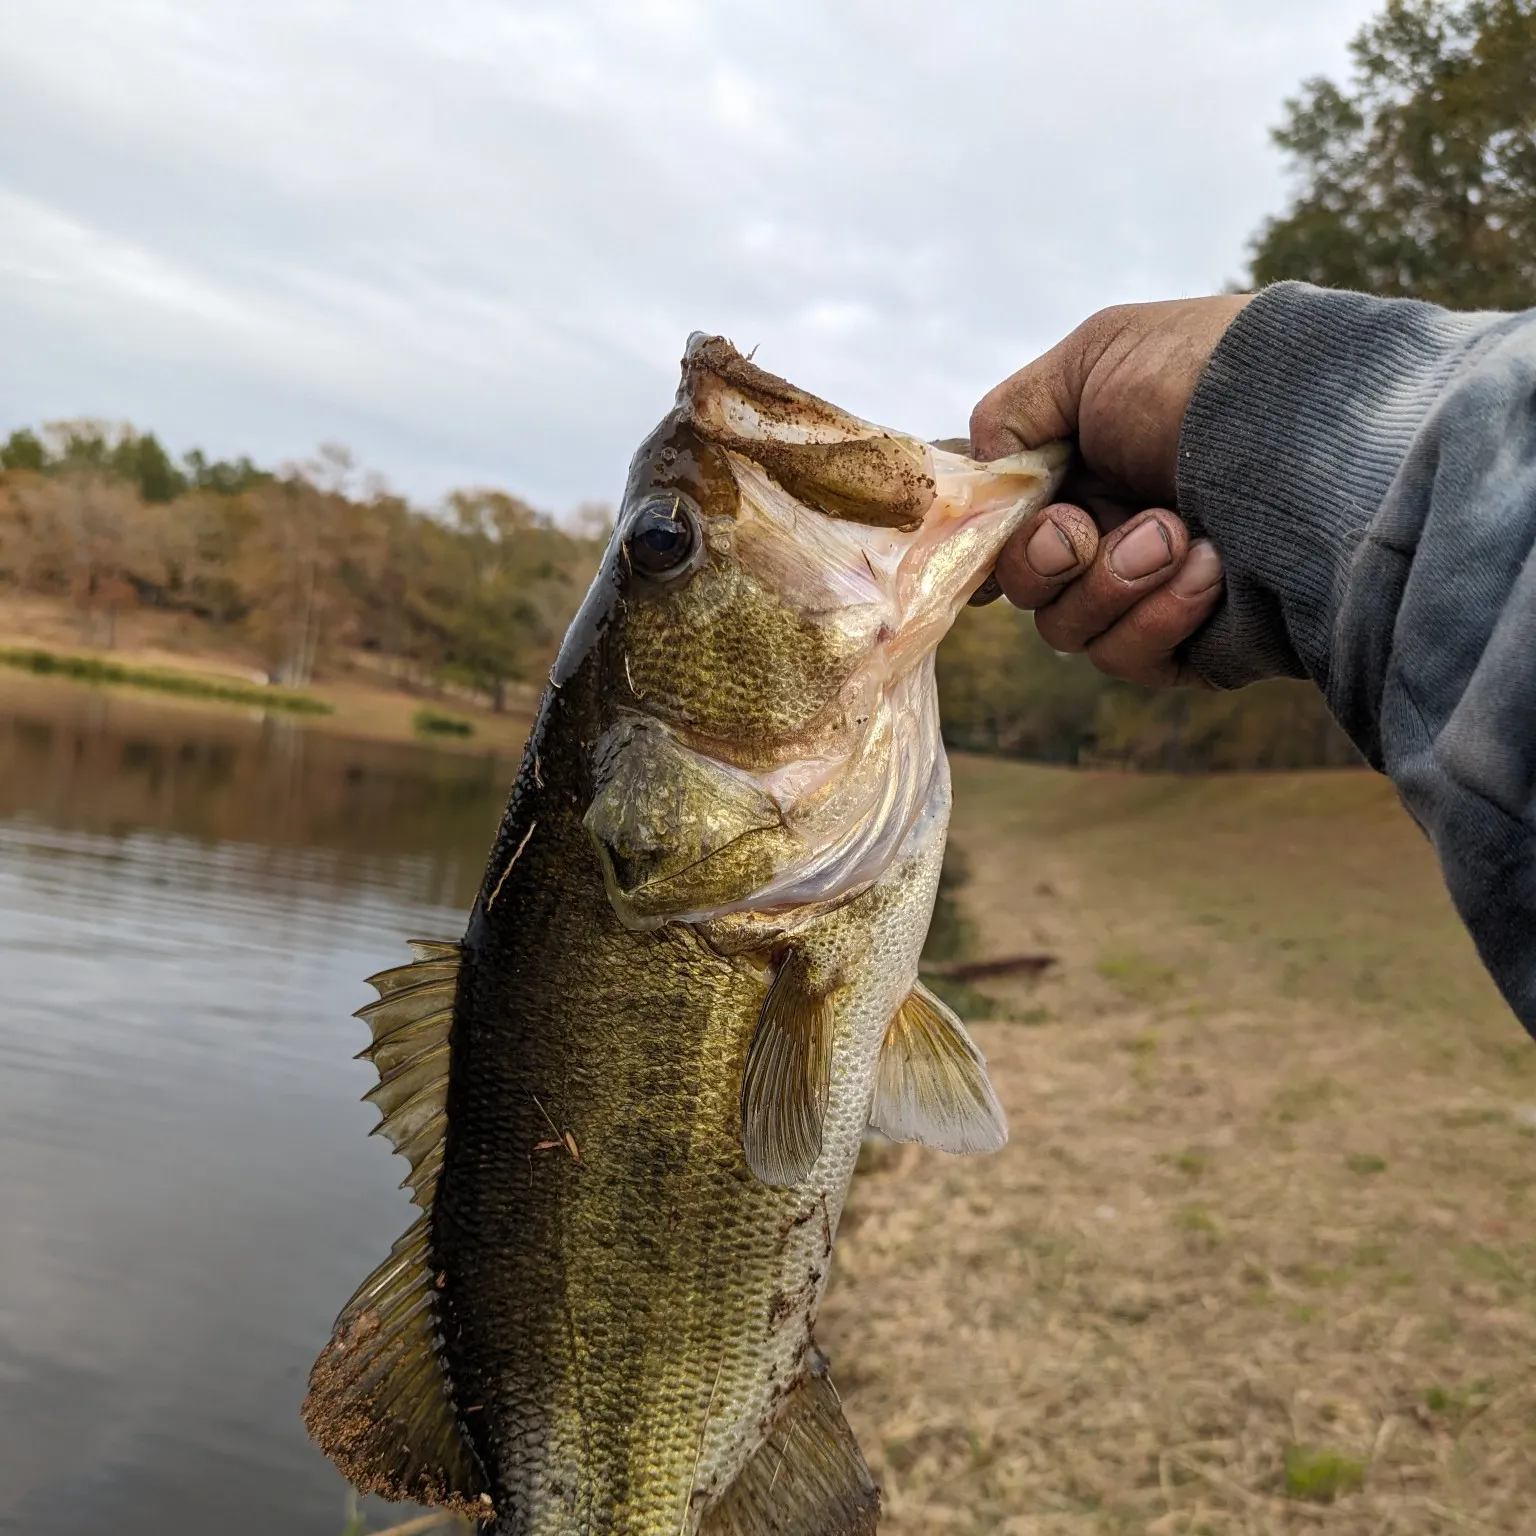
[1,429,46,473]
[183,447,268,496]
[938,601,1357,770]
[1251,0,1536,308]
[937,601,1107,763]
[413,490,587,709]
[0,419,272,502]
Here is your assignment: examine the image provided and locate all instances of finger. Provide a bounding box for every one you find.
[1034,509,1188,653]
[994,503,1100,611]
[1085,540,1225,687]
[968,331,1089,460]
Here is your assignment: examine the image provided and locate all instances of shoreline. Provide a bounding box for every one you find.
[0,625,537,758]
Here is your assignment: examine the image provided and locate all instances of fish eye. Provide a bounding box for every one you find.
[626,495,699,580]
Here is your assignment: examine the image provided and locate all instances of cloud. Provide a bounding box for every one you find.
[0,0,1380,511]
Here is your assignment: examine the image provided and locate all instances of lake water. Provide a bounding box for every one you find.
[0,675,523,1536]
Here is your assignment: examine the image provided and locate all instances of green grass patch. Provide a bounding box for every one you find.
[1095,949,1180,1003]
[1011,1005,1051,1026]
[1346,1153,1388,1175]
[1272,1076,1339,1124]
[1455,1242,1522,1288]
[413,707,475,739]
[1283,1445,1365,1503]
[0,646,331,715]
[1441,1107,1507,1129]
[1175,1203,1223,1249]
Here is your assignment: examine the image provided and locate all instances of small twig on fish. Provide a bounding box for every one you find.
[530,1095,584,1168]
[487,820,538,912]
[768,1417,802,1495]
[363,1515,465,1536]
[533,751,543,788]
[919,953,1056,983]
[678,1358,727,1536]
[624,652,643,700]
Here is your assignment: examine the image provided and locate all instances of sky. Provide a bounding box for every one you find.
[0,0,1381,515]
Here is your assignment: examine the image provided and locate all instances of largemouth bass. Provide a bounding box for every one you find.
[305,337,1064,1535]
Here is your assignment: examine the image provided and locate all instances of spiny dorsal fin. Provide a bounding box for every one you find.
[700,1353,879,1536]
[303,1216,490,1515]
[355,939,459,1209]
[303,941,488,1516]
[868,980,1008,1155]
[741,950,834,1188]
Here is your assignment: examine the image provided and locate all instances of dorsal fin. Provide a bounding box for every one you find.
[303,941,489,1516]
[700,1352,879,1536]
[868,981,1008,1155]
[355,938,459,1209]
[741,950,834,1188]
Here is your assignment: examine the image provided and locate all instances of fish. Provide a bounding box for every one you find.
[303,335,1066,1536]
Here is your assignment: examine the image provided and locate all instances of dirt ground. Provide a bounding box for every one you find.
[820,756,1536,1535]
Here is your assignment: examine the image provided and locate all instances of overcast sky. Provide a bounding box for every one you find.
[0,0,1379,513]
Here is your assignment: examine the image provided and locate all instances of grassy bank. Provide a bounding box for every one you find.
[822,758,1533,1535]
[0,593,538,755]
[0,645,333,714]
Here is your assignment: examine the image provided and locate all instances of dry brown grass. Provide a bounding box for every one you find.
[821,756,1536,1534]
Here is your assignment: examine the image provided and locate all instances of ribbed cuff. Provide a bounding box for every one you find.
[1177,281,1497,692]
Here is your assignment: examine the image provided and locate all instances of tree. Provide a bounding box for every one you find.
[110,431,185,503]
[1,429,46,473]
[1250,0,1536,309]
[427,490,589,710]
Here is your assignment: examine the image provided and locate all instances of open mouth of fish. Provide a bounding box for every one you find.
[305,335,1066,1536]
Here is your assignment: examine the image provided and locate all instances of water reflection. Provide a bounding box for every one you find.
[0,676,523,1536]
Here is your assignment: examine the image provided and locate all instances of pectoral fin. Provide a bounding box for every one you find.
[700,1353,878,1536]
[741,950,834,1187]
[869,981,1007,1154]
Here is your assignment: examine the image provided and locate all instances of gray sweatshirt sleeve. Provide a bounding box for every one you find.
[1177,281,1536,1033]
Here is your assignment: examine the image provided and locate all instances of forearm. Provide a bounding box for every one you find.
[1178,282,1536,1030]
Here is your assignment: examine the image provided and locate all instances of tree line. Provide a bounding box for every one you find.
[0,421,606,702]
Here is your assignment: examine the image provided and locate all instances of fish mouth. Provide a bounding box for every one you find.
[888,437,1071,658]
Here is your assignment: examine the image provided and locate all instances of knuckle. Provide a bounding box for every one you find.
[1034,607,1085,653]
[1087,644,1138,685]
[1089,641,1160,689]
[967,394,1000,436]
[1084,303,1135,342]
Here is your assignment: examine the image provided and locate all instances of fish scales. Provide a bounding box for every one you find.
[305,335,1066,1535]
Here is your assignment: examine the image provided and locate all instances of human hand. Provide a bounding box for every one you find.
[969,295,1252,687]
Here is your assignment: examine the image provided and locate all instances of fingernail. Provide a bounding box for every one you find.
[1108,519,1172,581]
[1170,539,1223,597]
[1025,521,1077,577]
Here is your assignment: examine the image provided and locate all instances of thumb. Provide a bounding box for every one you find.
[968,331,1087,461]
